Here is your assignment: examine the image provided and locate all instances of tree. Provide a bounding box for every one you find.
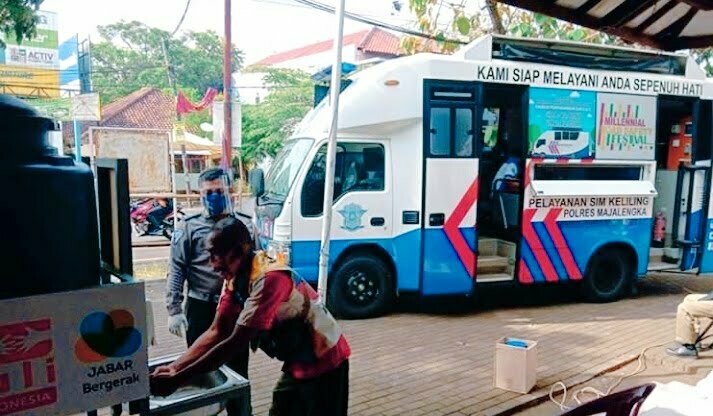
[91,21,243,104]
[404,2,713,75]
[240,68,313,166]
[403,1,622,54]
[0,0,42,47]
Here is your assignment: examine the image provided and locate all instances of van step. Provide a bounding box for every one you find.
[648,262,679,272]
[477,255,509,274]
[476,273,514,283]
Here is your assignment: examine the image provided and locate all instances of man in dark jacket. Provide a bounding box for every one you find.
[165,167,250,415]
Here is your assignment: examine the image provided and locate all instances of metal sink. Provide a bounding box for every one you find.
[148,355,250,416]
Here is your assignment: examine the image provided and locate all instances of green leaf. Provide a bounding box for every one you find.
[534,13,549,26]
[567,28,587,41]
[455,16,471,36]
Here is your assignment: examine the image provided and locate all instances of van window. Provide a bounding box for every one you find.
[301,143,386,217]
[428,106,475,157]
[429,108,450,156]
[455,108,473,157]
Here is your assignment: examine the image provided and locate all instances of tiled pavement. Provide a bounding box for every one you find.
[145,272,713,415]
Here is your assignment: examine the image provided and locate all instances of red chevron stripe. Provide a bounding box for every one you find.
[543,208,582,280]
[518,259,534,284]
[522,209,559,282]
[443,178,479,277]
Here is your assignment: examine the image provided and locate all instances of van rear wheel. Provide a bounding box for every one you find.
[328,254,393,319]
[582,247,633,303]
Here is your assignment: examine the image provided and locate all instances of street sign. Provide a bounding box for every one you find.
[0,283,148,416]
[72,93,101,121]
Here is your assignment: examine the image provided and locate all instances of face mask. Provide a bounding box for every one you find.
[203,192,227,217]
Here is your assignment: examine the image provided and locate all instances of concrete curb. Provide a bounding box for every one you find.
[132,240,170,247]
[133,257,168,264]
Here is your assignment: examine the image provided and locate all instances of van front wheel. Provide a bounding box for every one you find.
[582,247,633,303]
[328,255,393,319]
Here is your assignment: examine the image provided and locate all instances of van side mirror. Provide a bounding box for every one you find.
[249,168,265,197]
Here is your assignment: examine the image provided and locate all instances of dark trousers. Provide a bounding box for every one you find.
[269,360,349,416]
[186,297,251,416]
[146,206,170,232]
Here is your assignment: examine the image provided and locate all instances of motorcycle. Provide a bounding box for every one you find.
[130,198,184,240]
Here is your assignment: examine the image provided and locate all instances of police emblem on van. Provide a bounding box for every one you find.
[339,203,367,232]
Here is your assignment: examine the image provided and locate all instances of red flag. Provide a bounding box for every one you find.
[176,87,219,115]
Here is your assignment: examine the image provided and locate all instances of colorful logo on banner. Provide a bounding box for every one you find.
[528,88,597,159]
[75,311,142,363]
[0,319,58,415]
[596,93,656,160]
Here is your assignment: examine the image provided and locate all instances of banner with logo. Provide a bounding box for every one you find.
[528,87,597,159]
[0,283,148,415]
[0,11,60,97]
[595,93,657,160]
[5,45,59,69]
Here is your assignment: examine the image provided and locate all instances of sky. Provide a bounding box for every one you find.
[41,0,416,64]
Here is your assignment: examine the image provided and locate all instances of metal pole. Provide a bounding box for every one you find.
[222,0,233,171]
[169,130,178,222]
[317,0,346,301]
[73,119,82,162]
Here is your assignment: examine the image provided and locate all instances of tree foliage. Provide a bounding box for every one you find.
[240,68,313,166]
[0,0,42,47]
[404,0,713,76]
[403,1,621,54]
[91,21,243,104]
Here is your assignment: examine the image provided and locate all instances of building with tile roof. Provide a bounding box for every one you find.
[236,28,404,105]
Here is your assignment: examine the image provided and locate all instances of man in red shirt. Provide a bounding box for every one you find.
[150,217,351,415]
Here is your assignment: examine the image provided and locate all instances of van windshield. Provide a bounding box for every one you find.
[263,138,314,200]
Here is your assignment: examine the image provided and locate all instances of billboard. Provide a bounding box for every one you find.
[528,88,597,159]
[595,93,657,160]
[91,128,172,193]
[59,36,80,93]
[0,11,60,97]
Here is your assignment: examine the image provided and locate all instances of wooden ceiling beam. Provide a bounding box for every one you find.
[680,0,713,11]
[495,0,664,48]
[577,0,602,13]
[637,0,679,30]
[658,6,700,48]
[599,0,659,27]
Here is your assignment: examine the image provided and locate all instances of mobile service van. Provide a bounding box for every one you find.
[250,35,713,319]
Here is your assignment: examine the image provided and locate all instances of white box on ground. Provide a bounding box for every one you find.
[494,337,537,394]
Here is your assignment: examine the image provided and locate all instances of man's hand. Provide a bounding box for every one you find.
[151,364,176,377]
[149,368,181,397]
[168,314,188,338]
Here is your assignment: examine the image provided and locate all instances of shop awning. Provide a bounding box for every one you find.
[496,0,713,51]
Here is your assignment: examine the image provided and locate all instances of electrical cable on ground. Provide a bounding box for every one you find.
[549,342,669,411]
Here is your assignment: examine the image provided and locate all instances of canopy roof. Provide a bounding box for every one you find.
[497,0,713,51]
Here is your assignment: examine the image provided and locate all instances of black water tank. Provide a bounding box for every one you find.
[0,95,100,299]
